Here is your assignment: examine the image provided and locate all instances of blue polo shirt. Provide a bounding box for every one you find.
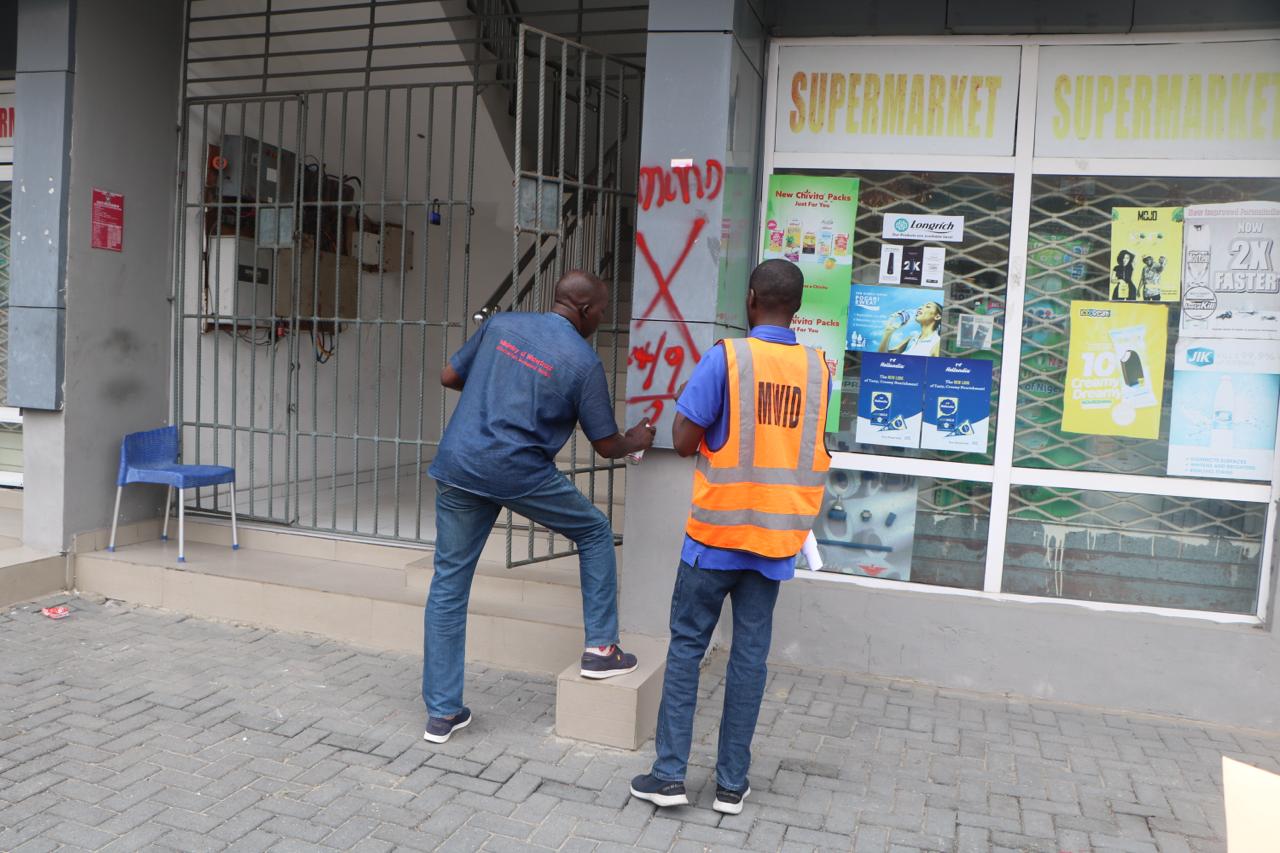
[429,312,619,500]
[677,325,823,581]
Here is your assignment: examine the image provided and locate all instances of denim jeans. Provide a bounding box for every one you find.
[422,473,620,718]
[651,561,780,791]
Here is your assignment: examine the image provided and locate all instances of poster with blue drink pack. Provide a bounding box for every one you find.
[847,284,947,357]
[921,358,993,452]
[856,352,925,448]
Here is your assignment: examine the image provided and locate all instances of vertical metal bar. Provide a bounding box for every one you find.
[438,86,458,440]
[351,88,371,534]
[606,65,627,524]
[532,34,547,313]
[393,86,412,539]
[507,27,527,568]
[331,91,350,532]
[575,47,586,272]
[286,95,306,525]
[372,85,391,537]
[555,38,568,284]
[311,92,328,530]
[415,86,435,542]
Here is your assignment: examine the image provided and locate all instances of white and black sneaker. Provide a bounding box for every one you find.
[579,645,638,679]
[423,707,471,744]
[629,773,689,807]
[713,783,750,814]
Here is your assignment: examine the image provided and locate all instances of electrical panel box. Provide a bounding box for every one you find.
[207,236,275,321]
[275,236,359,321]
[219,135,297,203]
[356,223,414,273]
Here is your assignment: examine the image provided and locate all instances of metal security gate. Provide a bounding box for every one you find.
[485,26,642,566]
[173,3,642,550]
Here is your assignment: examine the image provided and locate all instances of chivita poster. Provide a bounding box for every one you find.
[1168,338,1279,481]
[1108,207,1182,302]
[1180,201,1280,340]
[762,174,859,428]
[1062,301,1168,440]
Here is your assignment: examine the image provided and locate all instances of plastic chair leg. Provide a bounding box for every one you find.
[177,492,186,563]
[230,485,239,550]
[161,486,172,541]
[108,487,123,552]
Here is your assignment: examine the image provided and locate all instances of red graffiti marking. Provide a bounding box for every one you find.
[638,159,724,211]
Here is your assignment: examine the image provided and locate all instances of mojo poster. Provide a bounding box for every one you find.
[1181,202,1280,340]
[1109,207,1182,302]
[761,174,859,428]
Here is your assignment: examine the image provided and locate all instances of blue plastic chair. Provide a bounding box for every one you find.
[109,426,237,562]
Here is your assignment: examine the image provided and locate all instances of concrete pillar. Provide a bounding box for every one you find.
[619,0,766,636]
[16,0,182,551]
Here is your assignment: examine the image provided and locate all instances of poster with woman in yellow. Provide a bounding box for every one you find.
[1109,207,1183,302]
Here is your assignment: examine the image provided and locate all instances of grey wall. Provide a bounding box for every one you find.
[622,0,766,446]
[763,0,1280,35]
[20,0,183,551]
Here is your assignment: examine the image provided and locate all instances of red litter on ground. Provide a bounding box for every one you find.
[41,606,71,620]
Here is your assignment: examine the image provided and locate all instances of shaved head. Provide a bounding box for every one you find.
[551,270,609,338]
[554,270,607,308]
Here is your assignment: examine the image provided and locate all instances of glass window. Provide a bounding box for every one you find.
[811,469,990,591]
[774,169,1013,463]
[1015,175,1280,476]
[1003,486,1266,614]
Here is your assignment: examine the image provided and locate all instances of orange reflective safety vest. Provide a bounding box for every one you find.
[685,337,832,559]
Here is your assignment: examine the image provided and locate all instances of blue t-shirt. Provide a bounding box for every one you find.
[678,325,822,582]
[429,313,619,500]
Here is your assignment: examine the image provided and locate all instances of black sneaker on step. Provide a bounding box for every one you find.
[713,783,750,814]
[579,644,638,679]
[629,773,689,807]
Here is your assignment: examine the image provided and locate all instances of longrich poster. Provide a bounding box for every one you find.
[761,174,859,428]
[1062,301,1168,440]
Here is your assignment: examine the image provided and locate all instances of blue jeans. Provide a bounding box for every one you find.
[651,561,780,791]
[422,474,620,718]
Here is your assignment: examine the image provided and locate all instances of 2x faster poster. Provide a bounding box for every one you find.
[1180,201,1280,340]
[1062,301,1168,440]
[761,174,860,428]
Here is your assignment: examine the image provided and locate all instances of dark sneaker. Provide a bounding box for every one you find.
[713,783,751,814]
[579,645,638,679]
[423,707,472,744]
[629,773,689,807]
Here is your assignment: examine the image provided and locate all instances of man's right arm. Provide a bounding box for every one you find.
[440,323,488,391]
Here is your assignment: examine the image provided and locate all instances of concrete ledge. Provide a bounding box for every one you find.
[0,548,67,608]
[556,633,667,750]
[0,488,22,510]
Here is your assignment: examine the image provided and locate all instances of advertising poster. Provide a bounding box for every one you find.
[856,352,925,448]
[1108,207,1182,302]
[1062,301,1168,440]
[761,174,860,427]
[921,357,994,452]
[881,212,965,242]
[847,284,946,357]
[91,188,124,252]
[1168,339,1280,481]
[1180,202,1280,340]
[813,470,918,582]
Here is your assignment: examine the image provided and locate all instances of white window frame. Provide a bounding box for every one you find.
[761,29,1280,626]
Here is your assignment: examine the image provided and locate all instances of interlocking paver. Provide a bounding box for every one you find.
[0,595,1273,851]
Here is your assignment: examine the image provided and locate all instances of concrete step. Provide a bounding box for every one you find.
[74,536,589,676]
[0,488,21,510]
[0,501,21,550]
[0,546,65,608]
[556,633,667,750]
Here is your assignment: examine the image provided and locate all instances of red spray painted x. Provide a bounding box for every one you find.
[634,216,706,362]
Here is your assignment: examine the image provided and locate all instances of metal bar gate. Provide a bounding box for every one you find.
[173,2,642,563]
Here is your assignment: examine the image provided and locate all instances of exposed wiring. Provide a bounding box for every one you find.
[311,327,335,363]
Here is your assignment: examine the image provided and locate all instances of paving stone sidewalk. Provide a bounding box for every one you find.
[1,595,1276,853]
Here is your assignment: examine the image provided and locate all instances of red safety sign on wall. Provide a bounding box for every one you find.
[91,188,124,252]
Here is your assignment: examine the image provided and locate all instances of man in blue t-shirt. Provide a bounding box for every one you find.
[422,270,656,744]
